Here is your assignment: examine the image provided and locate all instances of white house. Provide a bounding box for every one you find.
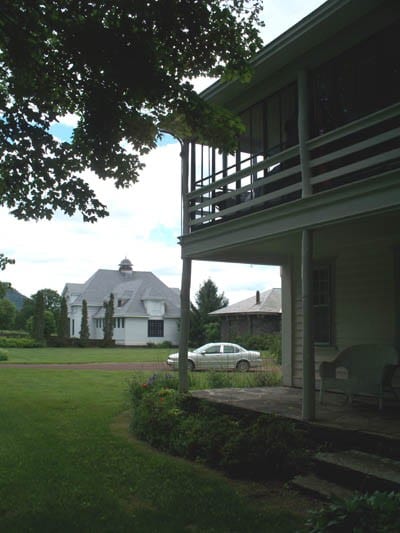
[177,0,400,419]
[63,258,180,346]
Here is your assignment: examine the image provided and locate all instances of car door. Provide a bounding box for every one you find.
[199,343,222,370]
[221,344,239,370]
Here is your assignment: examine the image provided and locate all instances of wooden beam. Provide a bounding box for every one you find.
[179,141,191,393]
[297,69,312,198]
[302,228,315,420]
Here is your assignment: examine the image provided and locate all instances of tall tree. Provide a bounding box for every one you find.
[79,299,90,347]
[31,289,62,334]
[190,279,228,345]
[32,291,45,342]
[0,298,16,330]
[57,296,69,340]
[0,281,9,299]
[15,297,34,330]
[0,1,263,222]
[43,310,56,339]
[103,293,114,346]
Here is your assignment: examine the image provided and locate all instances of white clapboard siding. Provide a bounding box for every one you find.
[292,229,397,387]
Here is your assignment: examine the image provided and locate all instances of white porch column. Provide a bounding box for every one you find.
[302,228,315,420]
[178,141,191,393]
[297,69,312,198]
[179,257,191,393]
[281,262,293,386]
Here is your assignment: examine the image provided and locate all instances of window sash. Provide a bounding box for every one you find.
[148,319,164,338]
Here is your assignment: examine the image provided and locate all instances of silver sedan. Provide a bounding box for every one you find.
[167,342,262,372]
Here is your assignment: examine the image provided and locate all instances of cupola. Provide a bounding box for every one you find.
[118,258,133,273]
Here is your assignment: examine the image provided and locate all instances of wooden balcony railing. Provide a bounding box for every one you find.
[186,102,400,231]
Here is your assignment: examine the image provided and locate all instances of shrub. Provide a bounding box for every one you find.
[157,340,175,348]
[129,374,310,480]
[207,371,232,388]
[46,337,115,348]
[0,330,30,338]
[306,491,400,532]
[0,337,45,348]
[251,369,282,387]
[220,416,309,479]
[0,348,8,361]
[234,333,282,364]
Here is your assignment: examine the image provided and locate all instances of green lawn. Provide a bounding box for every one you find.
[1,346,273,365]
[0,367,309,532]
[0,346,172,363]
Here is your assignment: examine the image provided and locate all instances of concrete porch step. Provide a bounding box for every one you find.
[291,473,354,500]
[314,449,400,493]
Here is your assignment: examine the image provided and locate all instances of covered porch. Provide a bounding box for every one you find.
[192,387,400,444]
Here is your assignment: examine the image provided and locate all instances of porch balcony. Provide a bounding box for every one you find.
[184,102,400,238]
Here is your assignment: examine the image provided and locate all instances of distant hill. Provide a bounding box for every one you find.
[5,287,29,311]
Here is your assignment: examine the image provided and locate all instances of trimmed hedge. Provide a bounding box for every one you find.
[46,337,116,348]
[0,348,8,361]
[0,337,45,348]
[0,330,30,338]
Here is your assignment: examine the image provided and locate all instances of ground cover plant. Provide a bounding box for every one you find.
[306,491,400,532]
[130,373,310,481]
[0,367,313,532]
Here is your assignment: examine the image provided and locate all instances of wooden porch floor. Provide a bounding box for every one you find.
[192,387,400,442]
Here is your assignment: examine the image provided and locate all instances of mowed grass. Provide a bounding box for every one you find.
[0,368,307,532]
[1,346,273,365]
[1,346,173,364]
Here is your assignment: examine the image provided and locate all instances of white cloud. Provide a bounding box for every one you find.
[55,113,79,127]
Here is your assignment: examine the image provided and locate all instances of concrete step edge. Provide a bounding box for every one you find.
[315,449,400,486]
[291,473,354,500]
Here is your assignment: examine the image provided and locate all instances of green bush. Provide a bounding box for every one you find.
[0,348,8,361]
[251,369,282,387]
[234,333,282,364]
[46,337,115,348]
[220,416,308,479]
[146,341,175,348]
[0,330,30,338]
[129,373,310,480]
[0,337,45,348]
[306,491,400,532]
[207,371,232,388]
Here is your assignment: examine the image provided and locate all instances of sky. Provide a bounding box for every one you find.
[1,0,325,303]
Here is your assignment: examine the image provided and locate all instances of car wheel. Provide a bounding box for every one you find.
[236,360,250,372]
[187,360,195,371]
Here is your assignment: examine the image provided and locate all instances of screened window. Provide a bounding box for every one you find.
[310,20,400,136]
[148,319,164,338]
[265,83,298,156]
[313,265,333,345]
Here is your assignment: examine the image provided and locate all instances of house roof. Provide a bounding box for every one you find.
[63,268,180,318]
[210,288,281,317]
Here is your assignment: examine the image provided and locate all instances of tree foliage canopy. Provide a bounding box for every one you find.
[190,278,228,345]
[0,1,263,221]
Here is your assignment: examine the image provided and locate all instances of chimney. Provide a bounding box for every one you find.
[256,290,260,305]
